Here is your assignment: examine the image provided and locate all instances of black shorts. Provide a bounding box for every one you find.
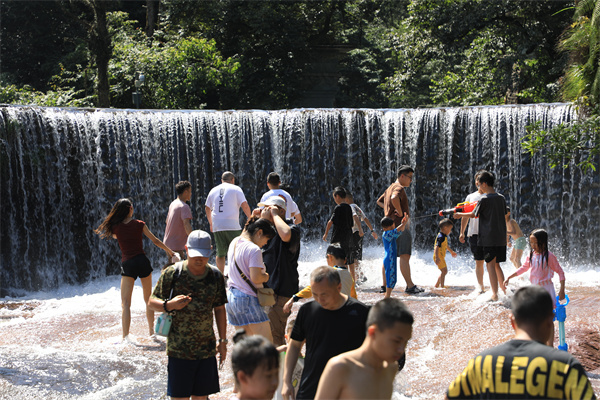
[167,356,220,398]
[483,246,507,263]
[468,235,485,261]
[121,253,153,279]
[396,229,412,256]
[346,231,364,264]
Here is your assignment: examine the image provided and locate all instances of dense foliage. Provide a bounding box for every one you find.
[521,0,600,171]
[0,0,578,110]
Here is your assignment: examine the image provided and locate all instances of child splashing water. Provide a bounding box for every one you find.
[504,229,566,347]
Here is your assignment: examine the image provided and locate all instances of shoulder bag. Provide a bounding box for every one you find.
[233,239,275,307]
[154,261,184,336]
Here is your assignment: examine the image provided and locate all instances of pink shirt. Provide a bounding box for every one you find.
[163,199,193,251]
[226,237,265,297]
[515,251,565,285]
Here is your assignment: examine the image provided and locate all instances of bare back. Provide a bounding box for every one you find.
[506,219,523,240]
[315,349,397,400]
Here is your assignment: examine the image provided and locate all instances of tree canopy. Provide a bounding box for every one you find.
[0,0,579,110]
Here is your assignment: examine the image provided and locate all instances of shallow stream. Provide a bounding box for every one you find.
[1,242,598,399]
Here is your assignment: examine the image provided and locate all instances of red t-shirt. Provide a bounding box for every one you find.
[112,219,146,262]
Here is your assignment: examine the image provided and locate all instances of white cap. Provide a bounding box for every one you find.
[258,196,287,210]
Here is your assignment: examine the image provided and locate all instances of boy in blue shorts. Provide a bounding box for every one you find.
[381,213,408,299]
[433,218,457,288]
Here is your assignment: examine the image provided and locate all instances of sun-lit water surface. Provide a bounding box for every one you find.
[1,240,599,399]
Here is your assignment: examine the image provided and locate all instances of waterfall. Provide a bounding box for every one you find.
[1,103,597,295]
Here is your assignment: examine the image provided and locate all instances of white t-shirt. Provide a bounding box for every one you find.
[260,189,300,220]
[226,237,265,297]
[205,182,248,231]
[349,203,366,233]
[465,191,484,237]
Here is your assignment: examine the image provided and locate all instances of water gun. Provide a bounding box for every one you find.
[556,295,569,351]
[439,201,478,217]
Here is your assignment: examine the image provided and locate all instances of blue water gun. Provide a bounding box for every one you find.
[555,295,569,351]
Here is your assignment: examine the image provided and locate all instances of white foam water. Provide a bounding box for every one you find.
[1,240,598,399]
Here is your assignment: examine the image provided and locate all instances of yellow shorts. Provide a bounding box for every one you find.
[434,256,447,270]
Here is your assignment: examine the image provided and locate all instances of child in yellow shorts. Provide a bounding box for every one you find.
[434,218,457,288]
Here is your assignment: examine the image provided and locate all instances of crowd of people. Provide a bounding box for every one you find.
[95,168,596,400]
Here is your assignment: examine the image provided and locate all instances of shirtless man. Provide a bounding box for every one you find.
[314,298,414,400]
[505,209,526,269]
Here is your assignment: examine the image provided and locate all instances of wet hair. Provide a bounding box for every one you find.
[477,170,495,187]
[222,171,235,182]
[267,172,281,185]
[326,243,346,261]
[231,329,279,385]
[512,286,553,325]
[333,186,347,199]
[367,298,414,332]
[381,217,395,228]
[310,266,341,287]
[397,165,414,177]
[439,218,454,229]
[95,198,133,239]
[529,228,549,269]
[244,217,277,240]
[325,243,346,260]
[175,180,191,195]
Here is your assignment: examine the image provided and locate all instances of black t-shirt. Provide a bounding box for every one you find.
[447,339,597,399]
[330,203,354,249]
[263,221,301,298]
[291,297,370,400]
[474,192,507,247]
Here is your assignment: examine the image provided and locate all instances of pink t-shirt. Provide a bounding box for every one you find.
[515,250,565,285]
[163,199,193,251]
[226,237,265,297]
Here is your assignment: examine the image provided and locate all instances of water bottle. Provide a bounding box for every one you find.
[555,295,569,352]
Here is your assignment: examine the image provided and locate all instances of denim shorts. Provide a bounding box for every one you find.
[226,286,270,326]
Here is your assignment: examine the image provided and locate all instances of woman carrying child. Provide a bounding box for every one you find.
[95,198,175,340]
[504,228,566,346]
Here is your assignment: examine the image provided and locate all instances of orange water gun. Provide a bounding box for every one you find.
[438,201,478,217]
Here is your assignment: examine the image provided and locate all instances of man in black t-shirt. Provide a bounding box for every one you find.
[323,186,354,260]
[453,171,507,301]
[446,286,596,400]
[258,196,302,347]
[282,266,370,400]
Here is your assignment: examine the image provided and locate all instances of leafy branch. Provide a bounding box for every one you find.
[522,113,600,172]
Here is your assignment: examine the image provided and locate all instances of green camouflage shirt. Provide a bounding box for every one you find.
[151,261,227,360]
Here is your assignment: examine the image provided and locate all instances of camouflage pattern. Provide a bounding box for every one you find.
[151,261,227,360]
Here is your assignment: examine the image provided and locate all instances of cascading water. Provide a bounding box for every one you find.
[1,103,597,296]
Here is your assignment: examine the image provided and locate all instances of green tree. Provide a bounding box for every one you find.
[522,0,600,172]
[559,0,600,104]
[383,0,571,107]
[0,1,87,90]
[108,12,240,109]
